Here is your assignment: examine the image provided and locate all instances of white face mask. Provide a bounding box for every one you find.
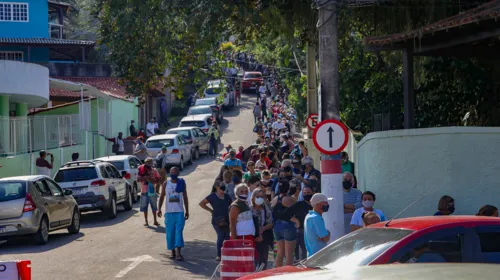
[255,197,265,206]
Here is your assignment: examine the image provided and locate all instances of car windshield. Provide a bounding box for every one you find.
[146,139,174,149]
[107,161,125,170]
[205,87,223,95]
[180,121,205,128]
[54,168,99,182]
[188,107,212,115]
[0,182,26,202]
[166,130,191,139]
[195,99,216,106]
[244,73,262,79]
[303,228,413,269]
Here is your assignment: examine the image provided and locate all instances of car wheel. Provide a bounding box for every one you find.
[132,182,139,203]
[67,208,81,234]
[194,148,200,160]
[34,216,49,245]
[123,187,133,211]
[105,195,117,219]
[179,157,184,171]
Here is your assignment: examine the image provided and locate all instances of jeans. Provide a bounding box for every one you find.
[254,114,259,124]
[295,228,307,261]
[213,224,230,257]
[209,138,218,157]
[255,240,269,270]
[165,212,185,250]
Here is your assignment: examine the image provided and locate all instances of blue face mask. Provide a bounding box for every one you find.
[321,204,330,212]
[170,174,178,180]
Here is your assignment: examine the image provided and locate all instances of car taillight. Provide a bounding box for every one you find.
[23,193,36,212]
[202,128,209,132]
[90,180,106,186]
[123,173,131,180]
[171,149,179,154]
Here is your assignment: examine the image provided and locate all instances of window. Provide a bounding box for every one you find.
[166,130,192,140]
[44,179,63,196]
[192,129,199,137]
[0,182,26,202]
[146,139,174,149]
[129,158,138,169]
[108,161,125,171]
[100,166,110,178]
[476,227,500,263]
[188,107,213,116]
[390,232,463,263]
[0,51,23,61]
[0,3,28,22]
[34,181,51,196]
[197,129,207,136]
[105,166,117,178]
[179,121,205,128]
[108,165,122,178]
[133,158,142,167]
[54,168,98,182]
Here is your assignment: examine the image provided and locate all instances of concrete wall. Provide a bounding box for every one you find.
[357,127,500,219]
[0,61,49,107]
[0,0,49,38]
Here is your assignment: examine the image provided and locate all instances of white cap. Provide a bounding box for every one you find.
[310,193,332,206]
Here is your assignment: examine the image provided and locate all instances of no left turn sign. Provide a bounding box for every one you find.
[312,119,349,155]
[306,114,318,130]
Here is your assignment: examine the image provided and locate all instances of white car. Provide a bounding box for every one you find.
[166,127,210,160]
[145,134,193,171]
[95,155,142,203]
[179,114,214,134]
[204,79,233,107]
[53,161,133,219]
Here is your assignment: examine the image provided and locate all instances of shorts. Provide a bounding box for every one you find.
[140,193,158,212]
[273,220,296,241]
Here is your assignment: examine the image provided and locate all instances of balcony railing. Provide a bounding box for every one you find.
[49,23,64,39]
[0,114,82,156]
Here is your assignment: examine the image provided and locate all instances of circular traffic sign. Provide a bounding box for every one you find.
[312,119,348,155]
[306,114,319,130]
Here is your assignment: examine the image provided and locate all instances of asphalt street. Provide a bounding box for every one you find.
[0,94,257,280]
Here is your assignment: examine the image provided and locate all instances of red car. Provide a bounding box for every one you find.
[240,216,500,279]
[242,72,264,92]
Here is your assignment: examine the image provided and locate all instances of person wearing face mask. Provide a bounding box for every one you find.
[350,191,386,232]
[250,188,274,269]
[137,157,161,226]
[229,184,256,240]
[271,180,300,267]
[304,193,332,257]
[343,171,362,235]
[260,170,274,201]
[285,185,313,261]
[273,166,293,196]
[243,161,261,184]
[158,167,189,261]
[199,181,232,261]
[207,122,220,158]
[246,175,261,205]
[224,148,243,171]
[133,136,148,162]
[295,156,322,199]
[434,195,455,216]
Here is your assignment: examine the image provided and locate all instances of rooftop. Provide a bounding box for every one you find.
[0,38,95,47]
[50,77,131,101]
[0,175,46,182]
[370,215,500,231]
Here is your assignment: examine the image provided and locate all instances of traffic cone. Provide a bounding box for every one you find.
[16,260,31,280]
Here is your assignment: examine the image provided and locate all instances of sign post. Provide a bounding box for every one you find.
[312,119,348,242]
[306,114,318,130]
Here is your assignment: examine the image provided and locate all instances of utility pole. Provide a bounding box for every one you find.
[315,0,344,242]
[306,45,321,166]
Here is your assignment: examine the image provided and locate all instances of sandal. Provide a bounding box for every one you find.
[153,222,160,226]
[176,254,185,261]
[143,223,149,227]
[169,250,176,259]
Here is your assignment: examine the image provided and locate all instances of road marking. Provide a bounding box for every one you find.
[115,255,159,278]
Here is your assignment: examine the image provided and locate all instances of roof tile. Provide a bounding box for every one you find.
[0,37,95,46]
[50,77,131,101]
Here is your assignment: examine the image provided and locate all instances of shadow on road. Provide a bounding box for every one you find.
[0,232,85,254]
[160,239,218,279]
[80,208,139,229]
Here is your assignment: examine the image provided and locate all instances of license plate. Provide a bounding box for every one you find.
[79,204,92,209]
[72,189,88,195]
[0,226,6,234]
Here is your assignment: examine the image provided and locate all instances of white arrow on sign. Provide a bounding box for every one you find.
[115,255,159,278]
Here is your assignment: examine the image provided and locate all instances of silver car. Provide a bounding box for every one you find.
[0,175,80,245]
[165,127,210,160]
[145,134,193,171]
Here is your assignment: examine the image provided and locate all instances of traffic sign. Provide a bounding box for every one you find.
[312,119,348,155]
[306,114,319,130]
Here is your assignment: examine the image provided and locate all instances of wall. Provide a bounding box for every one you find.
[110,98,138,138]
[0,0,49,38]
[0,60,49,107]
[357,127,500,219]
[0,46,49,63]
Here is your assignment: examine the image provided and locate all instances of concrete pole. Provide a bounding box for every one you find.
[317,0,344,242]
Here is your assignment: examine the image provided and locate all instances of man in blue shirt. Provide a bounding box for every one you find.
[224,149,242,171]
[304,193,331,257]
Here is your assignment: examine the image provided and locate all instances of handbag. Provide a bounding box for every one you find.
[214,216,229,228]
[112,144,119,153]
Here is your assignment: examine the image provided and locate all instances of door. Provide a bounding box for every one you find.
[387,227,466,264]
[177,136,190,162]
[196,128,209,152]
[43,179,72,228]
[33,180,57,223]
[106,165,126,201]
[128,157,139,185]
[190,129,199,152]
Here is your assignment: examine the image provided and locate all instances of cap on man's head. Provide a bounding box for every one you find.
[292,159,301,165]
[161,146,167,150]
[311,193,332,206]
[229,148,237,154]
[144,157,153,163]
[302,156,314,166]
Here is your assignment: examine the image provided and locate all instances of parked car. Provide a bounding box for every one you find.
[204,79,233,107]
[240,216,500,279]
[242,71,263,92]
[254,264,500,280]
[194,97,223,123]
[179,114,215,134]
[0,175,80,245]
[165,127,209,160]
[54,161,133,219]
[145,134,193,171]
[188,105,214,118]
[95,155,142,203]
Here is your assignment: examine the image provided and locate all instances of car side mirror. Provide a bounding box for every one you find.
[64,189,73,196]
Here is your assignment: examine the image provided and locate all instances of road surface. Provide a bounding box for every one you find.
[0,94,257,280]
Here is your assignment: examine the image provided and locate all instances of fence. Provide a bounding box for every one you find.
[0,114,82,156]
